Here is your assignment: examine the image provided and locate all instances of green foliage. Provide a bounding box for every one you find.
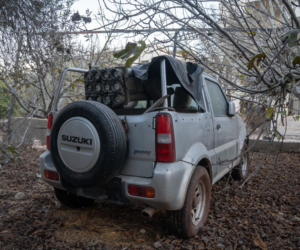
[266,107,274,119]
[0,146,20,164]
[179,50,188,58]
[244,30,256,36]
[281,29,300,47]
[0,81,11,118]
[274,130,281,141]
[292,56,300,67]
[280,110,287,116]
[0,81,21,118]
[247,53,266,70]
[288,31,298,48]
[114,41,146,68]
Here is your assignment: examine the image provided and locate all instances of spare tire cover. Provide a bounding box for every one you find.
[50,101,127,187]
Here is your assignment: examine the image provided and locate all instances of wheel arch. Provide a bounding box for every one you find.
[182,142,214,186]
[197,157,213,186]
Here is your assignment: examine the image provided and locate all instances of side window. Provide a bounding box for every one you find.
[169,83,200,113]
[205,79,227,117]
[189,98,199,110]
[135,100,147,109]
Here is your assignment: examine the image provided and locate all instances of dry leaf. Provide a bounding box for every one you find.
[254,236,268,250]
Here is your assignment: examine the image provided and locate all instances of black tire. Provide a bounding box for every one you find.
[54,188,94,208]
[50,101,127,187]
[232,143,249,181]
[167,167,211,238]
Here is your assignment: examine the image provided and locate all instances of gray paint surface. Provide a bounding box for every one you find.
[118,112,157,177]
[39,65,249,211]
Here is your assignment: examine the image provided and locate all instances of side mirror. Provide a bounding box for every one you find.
[228,102,235,116]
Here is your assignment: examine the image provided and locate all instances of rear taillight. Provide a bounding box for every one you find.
[46,113,53,150]
[128,185,155,198]
[156,113,175,162]
[44,170,59,181]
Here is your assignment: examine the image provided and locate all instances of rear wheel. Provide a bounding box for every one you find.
[50,101,127,188]
[167,167,211,238]
[54,188,94,208]
[232,143,249,181]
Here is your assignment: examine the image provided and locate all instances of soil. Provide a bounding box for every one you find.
[0,147,299,250]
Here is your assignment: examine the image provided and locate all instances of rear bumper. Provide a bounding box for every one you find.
[121,161,195,210]
[39,150,66,190]
[40,151,195,210]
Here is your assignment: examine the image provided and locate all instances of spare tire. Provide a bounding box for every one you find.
[50,101,127,187]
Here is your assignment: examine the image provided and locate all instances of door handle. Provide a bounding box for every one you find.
[216,124,221,130]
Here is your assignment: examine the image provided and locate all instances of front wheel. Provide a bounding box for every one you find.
[167,167,211,238]
[54,188,94,208]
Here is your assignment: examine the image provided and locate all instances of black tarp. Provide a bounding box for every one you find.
[131,55,206,111]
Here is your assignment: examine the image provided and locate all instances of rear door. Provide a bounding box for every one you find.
[117,101,157,178]
[204,78,238,180]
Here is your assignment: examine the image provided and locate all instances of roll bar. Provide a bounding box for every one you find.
[160,59,168,108]
[52,67,89,112]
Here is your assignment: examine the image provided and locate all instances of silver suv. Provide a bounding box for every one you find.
[40,55,248,238]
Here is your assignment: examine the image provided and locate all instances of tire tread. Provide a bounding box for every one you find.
[50,101,127,187]
[167,167,211,238]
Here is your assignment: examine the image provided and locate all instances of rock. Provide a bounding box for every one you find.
[217,243,225,249]
[139,228,146,234]
[153,241,162,249]
[37,145,47,151]
[0,164,2,170]
[15,192,25,199]
[202,236,210,242]
[32,140,43,149]
[32,140,47,151]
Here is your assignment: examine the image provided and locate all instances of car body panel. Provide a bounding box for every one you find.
[40,66,247,212]
[202,74,242,183]
[40,150,195,210]
[121,161,195,210]
[118,113,157,177]
[40,150,65,190]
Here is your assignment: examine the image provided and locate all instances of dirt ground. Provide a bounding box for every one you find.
[0,147,299,250]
